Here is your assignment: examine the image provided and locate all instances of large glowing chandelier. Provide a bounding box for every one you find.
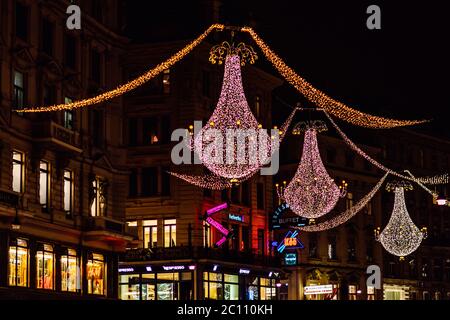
[283,121,345,219]
[375,181,427,259]
[193,44,272,179]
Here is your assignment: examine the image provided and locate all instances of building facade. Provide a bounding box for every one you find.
[118,41,286,300]
[0,0,132,299]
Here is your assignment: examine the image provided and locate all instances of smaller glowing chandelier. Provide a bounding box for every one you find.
[375,181,427,260]
[283,121,345,220]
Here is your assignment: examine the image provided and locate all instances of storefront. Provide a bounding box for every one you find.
[0,232,117,298]
[118,262,281,300]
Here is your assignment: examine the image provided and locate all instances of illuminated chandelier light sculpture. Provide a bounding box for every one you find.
[283,121,344,219]
[193,47,271,179]
[375,181,427,259]
[296,173,388,232]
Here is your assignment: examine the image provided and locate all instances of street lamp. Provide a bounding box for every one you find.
[436,193,447,206]
[11,207,21,230]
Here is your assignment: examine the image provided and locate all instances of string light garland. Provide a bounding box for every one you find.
[283,124,343,219]
[410,172,449,185]
[241,26,428,129]
[16,24,225,112]
[295,173,388,232]
[323,111,444,196]
[16,23,427,130]
[375,182,427,259]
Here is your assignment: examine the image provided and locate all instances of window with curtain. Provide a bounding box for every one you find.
[87,253,106,295]
[61,248,81,292]
[8,238,29,287]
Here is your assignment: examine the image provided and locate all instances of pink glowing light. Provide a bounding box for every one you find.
[193,54,272,179]
[283,128,340,219]
[206,202,228,216]
[206,217,230,236]
[215,236,227,247]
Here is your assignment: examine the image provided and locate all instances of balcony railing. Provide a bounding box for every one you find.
[82,216,126,234]
[122,246,281,267]
[33,121,81,152]
[0,189,19,207]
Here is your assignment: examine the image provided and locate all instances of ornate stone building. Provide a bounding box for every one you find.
[0,0,131,299]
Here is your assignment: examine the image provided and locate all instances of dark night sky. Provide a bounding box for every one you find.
[124,0,450,137]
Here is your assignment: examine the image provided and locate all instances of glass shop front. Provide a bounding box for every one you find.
[118,264,280,300]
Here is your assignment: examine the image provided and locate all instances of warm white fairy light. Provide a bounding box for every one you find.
[167,171,233,190]
[376,184,427,258]
[283,126,341,219]
[323,111,446,196]
[295,173,388,232]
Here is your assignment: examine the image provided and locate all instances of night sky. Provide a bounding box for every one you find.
[124,0,450,137]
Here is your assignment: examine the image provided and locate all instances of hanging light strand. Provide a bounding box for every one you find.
[16,24,225,112]
[323,110,444,196]
[241,26,428,129]
[295,173,388,232]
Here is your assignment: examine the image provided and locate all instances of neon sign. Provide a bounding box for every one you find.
[203,202,233,247]
[206,202,228,216]
[285,253,297,266]
[277,230,304,253]
[270,203,307,230]
[118,268,134,273]
[229,213,244,222]
[162,265,185,271]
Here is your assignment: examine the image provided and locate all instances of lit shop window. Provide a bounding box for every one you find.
[12,151,25,193]
[90,176,107,217]
[367,286,375,300]
[260,278,277,300]
[119,274,140,300]
[348,285,357,300]
[64,98,74,130]
[39,160,50,209]
[247,276,259,300]
[87,253,106,295]
[8,238,29,287]
[144,220,158,248]
[203,273,239,300]
[63,170,74,215]
[164,219,176,248]
[36,243,55,289]
[162,69,170,94]
[142,274,156,300]
[61,248,81,292]
[157,272,179,300]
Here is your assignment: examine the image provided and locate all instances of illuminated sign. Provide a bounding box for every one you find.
[118,267,134,273]
[188,265,196,270]
[304,285,334,295]
[162,265,185,271]
[206,217,230,236]
[285,253,297,266]
[277,230,304,253]
[206,202,228,216]
[239,268,250,275]
[146,266,152,272]
[229,213,244,222]
[203,202,233,247]
[270,202,307,230]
